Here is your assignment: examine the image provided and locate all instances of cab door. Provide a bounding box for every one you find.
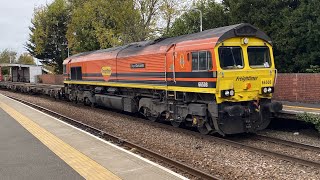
[166,44,177,85]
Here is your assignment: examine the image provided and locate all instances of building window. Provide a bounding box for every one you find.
[191,51,213,71]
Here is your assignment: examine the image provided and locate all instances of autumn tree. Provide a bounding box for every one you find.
[67,0,142,53]
[0,49,17,64]
[134,0,186,39]
[159,0,185,35]
[17,53,36,65]
[167,0,229,37]
[0,49,17,75]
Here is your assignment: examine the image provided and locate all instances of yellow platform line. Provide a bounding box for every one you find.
[283,105,320,112]
[0,102,121,180]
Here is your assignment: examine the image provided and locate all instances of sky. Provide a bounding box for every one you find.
[0,0,53,55]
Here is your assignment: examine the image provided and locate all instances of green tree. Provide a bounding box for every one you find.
[280,0,320,72]
[222,0,301,72]
[159,0,186,35]
[67,0,142,53]
[26,0,69,74]
[222,0,320,73]
[167,0,229,37]
[134,0,187,39]
[0,49,17,75]
[135,0,161,39]
[17,53,36,65]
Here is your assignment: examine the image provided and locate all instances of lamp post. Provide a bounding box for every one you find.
[62,42,70,58]
[9,56,12,81]
[190,8,203,32]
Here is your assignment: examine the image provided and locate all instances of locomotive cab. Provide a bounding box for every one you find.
[213,36,282,134]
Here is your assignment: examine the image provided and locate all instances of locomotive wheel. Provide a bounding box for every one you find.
[171,120,182,128]
[140,107,158,122]
[84,97,90,106]
[198,122,212,135]
[83,97,96,108]
[147,116,158,122]
[197,116,213,135]
[257,109,271,130]
[91,102,96,108]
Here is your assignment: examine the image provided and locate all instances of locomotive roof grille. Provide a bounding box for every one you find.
[234,25,258,36]
[68,23,271,59]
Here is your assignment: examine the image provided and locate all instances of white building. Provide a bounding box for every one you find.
[0,64,50,83]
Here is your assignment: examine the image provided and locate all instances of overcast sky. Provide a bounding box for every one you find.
[0,0,53,55]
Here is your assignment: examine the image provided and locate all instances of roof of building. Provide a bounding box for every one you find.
[0,63,52,74]
[0,63,42,68]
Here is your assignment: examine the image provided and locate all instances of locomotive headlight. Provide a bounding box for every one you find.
[262,87,274,94]
[242,37,249,45]
[230,90,235,96]
[263,87,268,93]
[222,89,235,97]
[224,90,230,97]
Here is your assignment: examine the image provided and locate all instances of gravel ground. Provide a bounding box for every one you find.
[1,90,320,180]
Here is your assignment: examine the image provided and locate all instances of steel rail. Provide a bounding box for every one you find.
[144,120,320,169]
[215,136,320,169]
[5,95,220,180]
[274,110,299,120]
[255,135,320,153]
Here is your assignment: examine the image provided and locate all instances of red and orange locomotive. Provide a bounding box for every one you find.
[63,23,282,135]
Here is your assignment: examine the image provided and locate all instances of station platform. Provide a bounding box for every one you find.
[275,101,320,120]
[0,94,185,180]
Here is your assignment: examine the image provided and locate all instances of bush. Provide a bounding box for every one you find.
[305,65,320,73]
[297,112,320,132]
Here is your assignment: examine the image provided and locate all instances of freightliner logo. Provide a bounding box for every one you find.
[236,76,258,82]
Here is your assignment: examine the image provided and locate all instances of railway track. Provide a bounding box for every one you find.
[4,92,320,178]
[255,135,320,154]
[5,94,220,180]
[221,136,320,169]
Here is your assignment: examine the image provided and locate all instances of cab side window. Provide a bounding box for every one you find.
[192,52,198,70]
[191,51,213,71]
[70,67,82,80]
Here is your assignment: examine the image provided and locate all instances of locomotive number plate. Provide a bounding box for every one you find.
[261,78,272,86]
[198,82,209,88]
